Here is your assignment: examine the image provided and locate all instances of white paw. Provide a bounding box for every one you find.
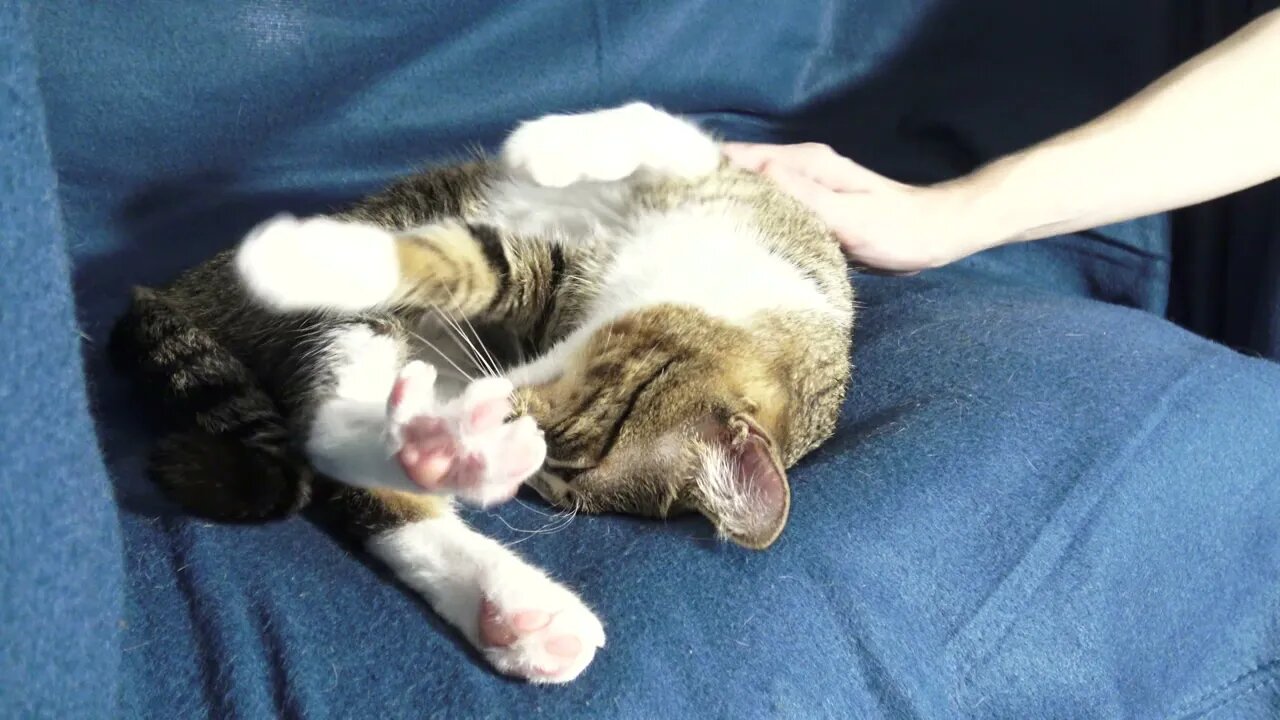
[234,213,399,312]
[477,561,606,683]
[502,102,721,188]
[388,361,546,506]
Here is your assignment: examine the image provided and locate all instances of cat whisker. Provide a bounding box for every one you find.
[433,305,500,380]
[423,293,487,374]
[430,296,528,414]
[491,499,580,545]
[512,495,570,518]
[430,307,485,375]
[438,286,503,378]
[403,327,475,382]
[435,283,499,371]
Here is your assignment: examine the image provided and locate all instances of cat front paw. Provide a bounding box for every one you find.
[235,214,400,312]
[388,361,546,506]
[502,102,720,188]
[476,563,606,683]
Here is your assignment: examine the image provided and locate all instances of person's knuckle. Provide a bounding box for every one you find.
[795,142,833,157]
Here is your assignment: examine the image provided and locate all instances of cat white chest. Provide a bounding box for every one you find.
[595,204,835,324]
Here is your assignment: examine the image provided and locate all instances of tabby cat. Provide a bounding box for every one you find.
[111,103,854,683]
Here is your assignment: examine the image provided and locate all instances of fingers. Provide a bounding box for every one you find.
[724,141,886,192]
[721,142,778,172]
[760,162,850,224]
[762,164,919,273]
[724,142,950,273]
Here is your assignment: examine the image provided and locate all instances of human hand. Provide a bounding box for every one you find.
[722,142,990,272]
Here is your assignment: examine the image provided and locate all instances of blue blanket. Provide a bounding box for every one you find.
[5,1,1278,717]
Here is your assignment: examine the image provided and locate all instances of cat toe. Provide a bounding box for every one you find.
[460,376,515,434]
[449,379,545,506]
[389,362,461,490]
[452,415,544,507]
[396,418,457,490]
[496,416,547,484]
[389,361,438,419]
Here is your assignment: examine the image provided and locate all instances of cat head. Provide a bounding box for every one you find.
[520,306,791,549]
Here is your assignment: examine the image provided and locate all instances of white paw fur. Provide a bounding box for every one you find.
[370,514,606,684]
[502,101,721,188]
[234,213,400,312]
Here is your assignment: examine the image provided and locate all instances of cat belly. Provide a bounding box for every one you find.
[506,203,839,388]
[598,203,840,324]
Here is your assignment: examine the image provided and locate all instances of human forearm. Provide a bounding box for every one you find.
[950,9,1280,249]
[723,10,1280,271]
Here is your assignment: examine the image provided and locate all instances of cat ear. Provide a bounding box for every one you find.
[693,413,790,549]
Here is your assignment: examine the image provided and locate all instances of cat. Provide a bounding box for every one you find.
[110,102,854,683]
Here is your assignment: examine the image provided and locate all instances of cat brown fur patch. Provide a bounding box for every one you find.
[394,223,502,315]
[315,484,451,539]
[518,299,848,548]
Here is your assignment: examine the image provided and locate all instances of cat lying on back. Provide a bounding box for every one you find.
[111,103,854,683]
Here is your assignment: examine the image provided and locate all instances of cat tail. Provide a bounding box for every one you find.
[109,287,312,521]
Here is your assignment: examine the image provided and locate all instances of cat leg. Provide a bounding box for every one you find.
[235,216,484,314]
[234,214,560,339]
[361,501,605,683]
[304,324,544,504]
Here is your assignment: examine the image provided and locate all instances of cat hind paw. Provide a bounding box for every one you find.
[502,102,720,188]
[388,361,546,506]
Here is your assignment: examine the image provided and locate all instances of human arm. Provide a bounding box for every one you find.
[724,8,1280,272]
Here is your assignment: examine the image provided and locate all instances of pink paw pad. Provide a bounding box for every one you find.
[387,361,547,506]
[478,599,599,681]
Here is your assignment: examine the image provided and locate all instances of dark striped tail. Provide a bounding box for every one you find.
[109,287,312,521]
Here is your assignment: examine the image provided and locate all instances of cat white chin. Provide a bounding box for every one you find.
[234,213,400,313]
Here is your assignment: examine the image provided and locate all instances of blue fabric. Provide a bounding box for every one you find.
[0,1,122,717]
[8,0,1278,717]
